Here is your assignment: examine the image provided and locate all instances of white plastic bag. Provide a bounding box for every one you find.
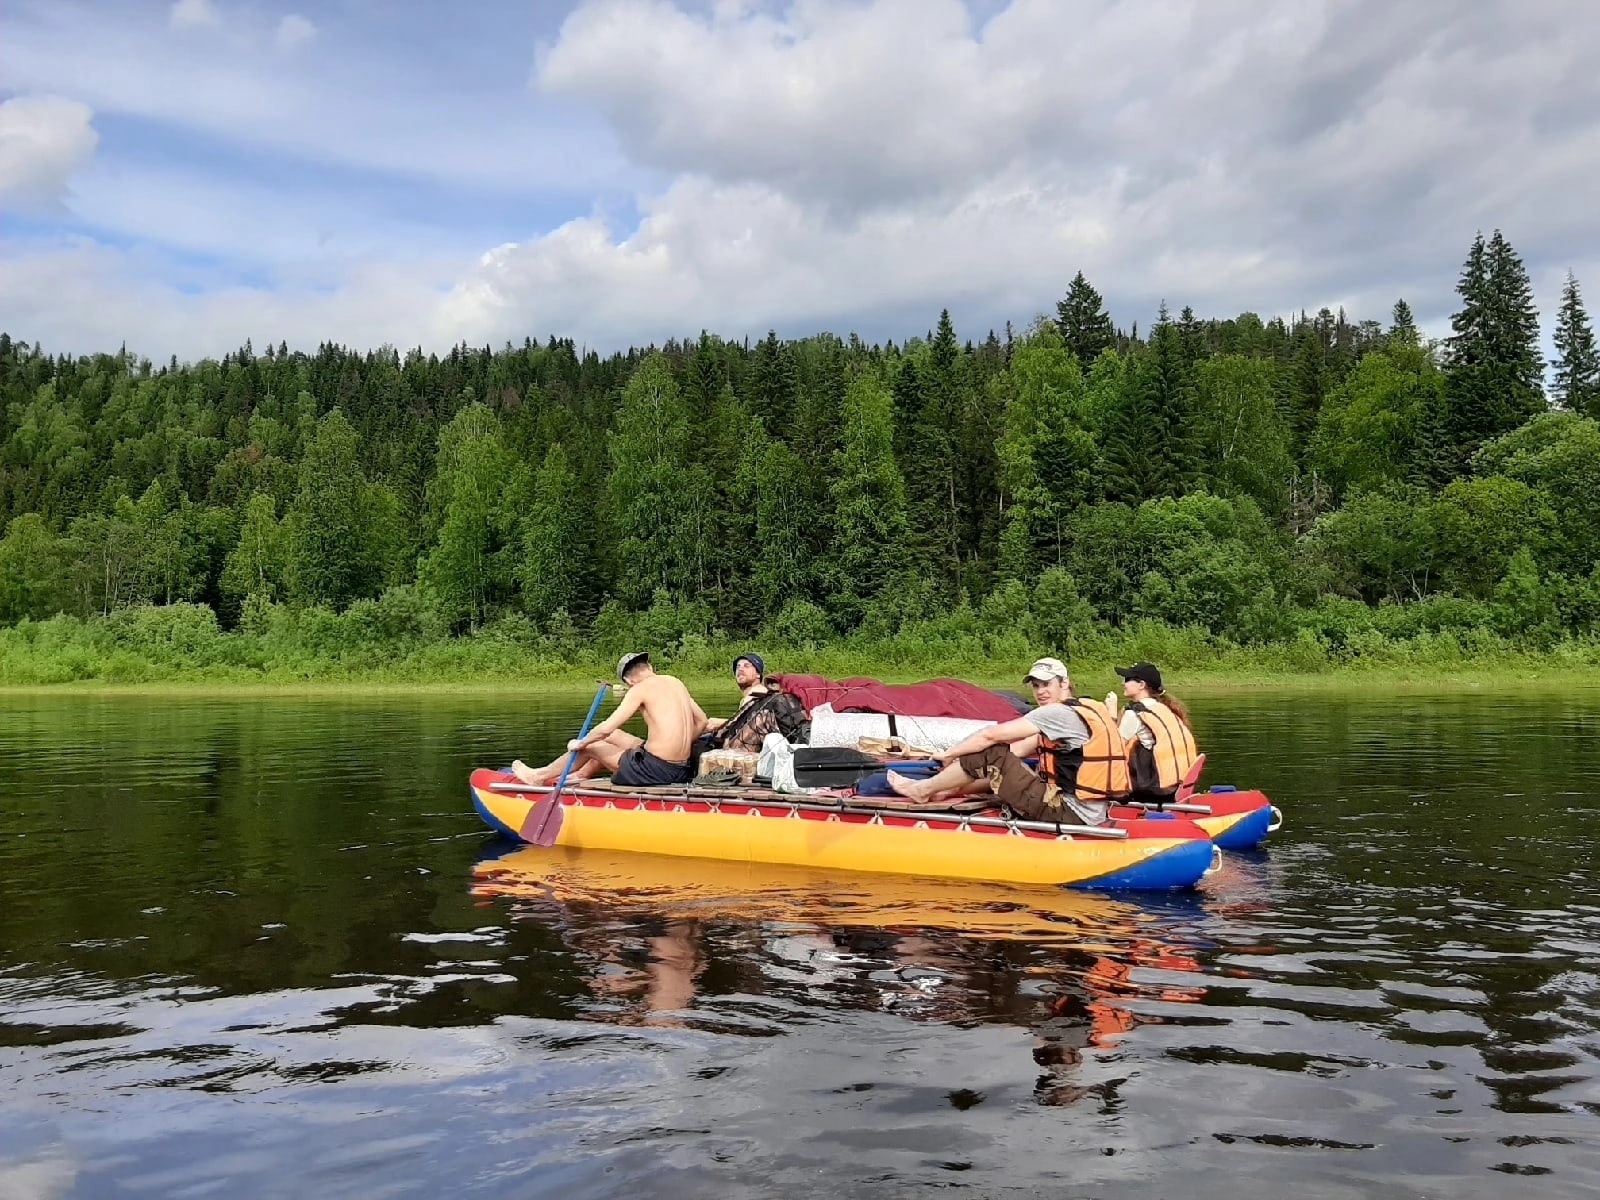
[758,731,804,793]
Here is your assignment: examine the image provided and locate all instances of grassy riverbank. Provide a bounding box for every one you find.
[4,603,1599,694]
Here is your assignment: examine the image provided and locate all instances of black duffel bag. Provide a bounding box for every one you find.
[790,747,886,789]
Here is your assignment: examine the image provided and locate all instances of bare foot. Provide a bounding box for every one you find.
[885,770,928,801]
[510,760,549,787]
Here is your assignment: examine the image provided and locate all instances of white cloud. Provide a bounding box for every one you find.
[0,239,458,359]
[481,0,1600,342]
[276,13,316,50]
[169,0,220,31]
[6,0,1600,361]
[0,94,98,208]
[534,0,1329,212]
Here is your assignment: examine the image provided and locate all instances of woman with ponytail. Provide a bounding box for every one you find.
[1114,662,1199,804]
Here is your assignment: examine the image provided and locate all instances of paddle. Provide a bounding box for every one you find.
[521,681,610,848]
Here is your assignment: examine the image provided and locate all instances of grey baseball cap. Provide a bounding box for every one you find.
[617,651,650,679]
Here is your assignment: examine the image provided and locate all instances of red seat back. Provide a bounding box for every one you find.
[1174,753,1206,803]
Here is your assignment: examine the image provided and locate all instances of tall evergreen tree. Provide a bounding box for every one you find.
[1176,304,1207,371]
[747,330,798,436]
[1552,271,1600,418]
[1445,230,1545,462]
[1286,317,1328,462]
[1055,271,1114,366]
[1102,307,1196,503]
[826,374,909,623]
[1390,299,1418,345]
[793,333,847,474]
[682,332,727,445]
[901,311,963,591]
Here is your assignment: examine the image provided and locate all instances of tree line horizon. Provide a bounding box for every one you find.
[2,229,1600,677]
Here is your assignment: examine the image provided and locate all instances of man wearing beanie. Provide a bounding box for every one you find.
[700,652,807,753]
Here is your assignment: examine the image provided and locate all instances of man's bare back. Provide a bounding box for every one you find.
[626,671,704,763]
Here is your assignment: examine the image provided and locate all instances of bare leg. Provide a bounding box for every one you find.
[886,761,975,802]
[511,759,557,786]
[511,730,643,786]
[582,730,643,775]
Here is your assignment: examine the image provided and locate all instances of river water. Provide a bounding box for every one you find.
[1,687,1597,1198]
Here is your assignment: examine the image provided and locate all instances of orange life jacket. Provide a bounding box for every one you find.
[1039,698,1132,802]
[1125,698,1198,792]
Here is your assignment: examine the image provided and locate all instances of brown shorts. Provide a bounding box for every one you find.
[956,745,1109,826]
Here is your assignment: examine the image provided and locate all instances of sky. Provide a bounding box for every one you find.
[2,0,1598,361]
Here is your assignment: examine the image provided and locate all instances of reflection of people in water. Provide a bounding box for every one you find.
[486,855,1212,1101]
[579,918,706,1026]
[1031,941,1207,1107]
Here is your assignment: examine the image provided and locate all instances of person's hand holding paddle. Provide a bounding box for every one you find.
[521,681,611,848]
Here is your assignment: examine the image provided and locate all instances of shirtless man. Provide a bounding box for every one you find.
[511,652,706,789]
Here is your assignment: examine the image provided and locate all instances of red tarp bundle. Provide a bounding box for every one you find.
[774,674,1027,722]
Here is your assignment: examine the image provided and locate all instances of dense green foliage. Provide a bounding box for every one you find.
[3,231,1598,683]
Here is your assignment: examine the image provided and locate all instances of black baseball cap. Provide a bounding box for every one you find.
[1114,662,1163,691]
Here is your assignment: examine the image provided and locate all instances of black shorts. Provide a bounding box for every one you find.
[614,746,694,788]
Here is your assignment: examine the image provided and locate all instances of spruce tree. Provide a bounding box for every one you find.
[1390,299,1418,345]
[827,374,910,622]
[1553,271,1600,418]
[1055,271,1114,366]
[1146,308,1199,494]
[1101,360,1163,505]
[1176,304,1207,371]
[1445,230,1545,462]
[1287,320,1327,463]
[419,404,525,629]
[902,311,962,591]
[997,326,1097,571]
[683,332,726,442]
[748,330,797,436]
[1101,308,1195,503]
[890,357,922,463]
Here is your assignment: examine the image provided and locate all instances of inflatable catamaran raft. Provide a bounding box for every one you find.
[468,768,1222,890]
[468,675,1281,890]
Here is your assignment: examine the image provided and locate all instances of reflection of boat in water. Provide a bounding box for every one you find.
[473,844,1169,944]
[468,768,1220,890]
[473,845,1218,1103]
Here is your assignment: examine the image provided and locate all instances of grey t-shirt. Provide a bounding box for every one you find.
[1026,703,1091,749]
[1026,702,1106,825]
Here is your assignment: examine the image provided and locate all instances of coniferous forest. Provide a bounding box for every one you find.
[3,230,1600,684]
